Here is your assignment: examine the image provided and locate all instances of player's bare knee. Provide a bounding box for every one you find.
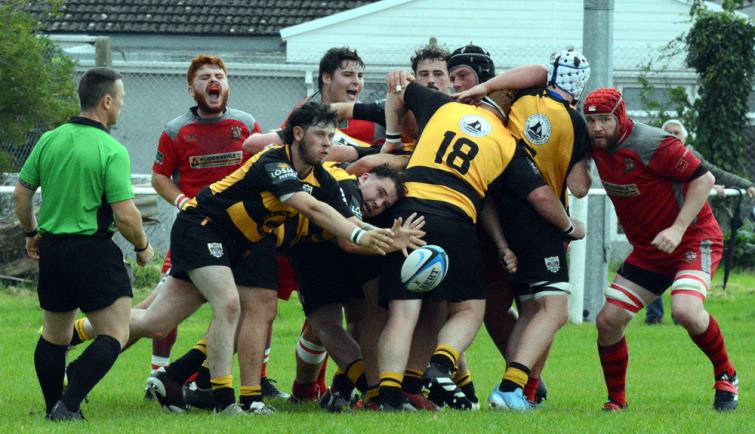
[596,309,624,336]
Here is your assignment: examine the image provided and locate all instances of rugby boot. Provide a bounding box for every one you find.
[46,401,85,422]
[244,401,276,415]
[182,381,214,410]
[423,363,472,410]
[602,399,627,412]
[214,403,245,416]
[488,387,534,412]
[713,372,738,411]
[146,369,187,413]
[261,377,290,400]
[404,392,439,411]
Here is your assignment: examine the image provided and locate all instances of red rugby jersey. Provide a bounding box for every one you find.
[152,107,262,197]
[590,122,720,250]
[281,96,384,146]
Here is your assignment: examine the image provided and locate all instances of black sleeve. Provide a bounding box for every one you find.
[499,146,548,200]
[566,108,589,171]
[316,167,354,219]
[403,83,452,133]
[353,145,380,159]
[353,100,386,126]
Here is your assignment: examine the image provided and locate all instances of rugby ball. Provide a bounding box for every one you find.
[401,245,449,293]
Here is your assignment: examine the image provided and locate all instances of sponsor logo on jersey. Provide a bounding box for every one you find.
[624,157,635,173]
[545,256,560,273]
[524,114,552,145]
[155,151,164,165]
[459,115,491,137]
[603,182,640,197]
[265,162,298,184]
[188,151,243,169]
[230,125,242,139]
[207,242,224,258]
[350,197,363,220]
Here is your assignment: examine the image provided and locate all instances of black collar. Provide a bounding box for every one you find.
[69,116,109,133]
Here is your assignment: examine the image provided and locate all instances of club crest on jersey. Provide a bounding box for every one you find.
[675,158,689,173]
[524,114,552,145]
[230,125,242,139]
[207,243,224,258]
[155,151,164,165]
[544,256,560,273]
[265,162,298,184]
[624,157,635,173]
[684,250,697,263]
[459,115,491,137]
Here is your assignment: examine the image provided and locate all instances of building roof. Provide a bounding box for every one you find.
[27,0,378,36]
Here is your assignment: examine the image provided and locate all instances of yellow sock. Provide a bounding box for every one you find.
[366,386,379,400]
[379,371,403,390]
[346,359,365,385]
[210,374,233,390]
[433,343,459,368]
[404,368,423,380]
[201,359,209,369]
[74,318,92,341]
[192,337,208,355]
[502,366,528,389]
[240,385,262,397]
[455,369,472,387]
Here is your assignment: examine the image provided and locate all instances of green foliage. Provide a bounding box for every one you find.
[726,219,755,270]
[637,65,698,132]
[0,0,78,171]
[685,7,755,173]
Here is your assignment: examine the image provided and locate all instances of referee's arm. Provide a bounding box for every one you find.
[12,182,40,259]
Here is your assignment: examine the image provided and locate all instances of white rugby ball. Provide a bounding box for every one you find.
[401,245,449,293]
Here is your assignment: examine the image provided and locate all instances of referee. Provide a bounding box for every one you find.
[13,67,154,421]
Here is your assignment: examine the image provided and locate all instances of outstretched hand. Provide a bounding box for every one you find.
[358,227,395,255]
[452,82,489,105]
[391,212,427,256]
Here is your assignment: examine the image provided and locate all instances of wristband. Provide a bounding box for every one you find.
[385,131,401,141]
[563,224,575,236]
[23,228,38,237]
[350,228,365,245]
[134,241,150,252]
[173,193,190,209]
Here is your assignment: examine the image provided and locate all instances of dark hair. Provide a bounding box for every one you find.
[318,47,364,91]
[78,67,123,111]
[282,101,338,144]
[370,164,407,200]
[410,44,450,73]
[187,54,227,86]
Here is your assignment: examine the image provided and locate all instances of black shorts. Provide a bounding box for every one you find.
[380,206,485,303]
[170,211,278,289]
[38,236,132,313]
[617,262,674,296]
[292,241,378,315]
[495,195,570,301]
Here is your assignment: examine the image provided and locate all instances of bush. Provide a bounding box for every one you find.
[725,220,755,270]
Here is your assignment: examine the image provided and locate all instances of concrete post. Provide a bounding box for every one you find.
[95,37,112,67]
[581,0,615,322]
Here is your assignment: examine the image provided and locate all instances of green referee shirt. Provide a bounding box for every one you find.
[18,117,134,236]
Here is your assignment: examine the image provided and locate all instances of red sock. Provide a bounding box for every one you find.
[524,377,539,402]
[689,315,735,378]
[598,336,628,406]
[292,380,318,401]
[316,356,329,395]
[150,328,177,370]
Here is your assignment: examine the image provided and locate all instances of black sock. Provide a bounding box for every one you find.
[34,337,68,414]
[460,382,477,401]
[63,335,121,412]
[429,353,455,373]
[332,372,354,397]
[166,348,206,384]
[402,370,424,395]
[500,362,530,393]
[195,366,211,389]
[213,388,235,411]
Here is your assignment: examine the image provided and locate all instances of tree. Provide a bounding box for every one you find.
[0,0,78,172]
[685,5,755,173]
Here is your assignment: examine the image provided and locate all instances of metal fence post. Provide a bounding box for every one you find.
[95,37,112,67]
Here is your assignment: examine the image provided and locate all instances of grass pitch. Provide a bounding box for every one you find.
[1,272,753,433]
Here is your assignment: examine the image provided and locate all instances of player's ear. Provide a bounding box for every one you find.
[322,72,332,86]
[188,85,195,98]
[358,172,370,183]
[293,125,305,142]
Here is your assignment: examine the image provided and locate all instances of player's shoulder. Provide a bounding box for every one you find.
[225,108,257,128]
[622,122,674,164]
[163,110,195,140]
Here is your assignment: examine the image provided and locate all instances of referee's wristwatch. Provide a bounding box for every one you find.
[23,228,38,237]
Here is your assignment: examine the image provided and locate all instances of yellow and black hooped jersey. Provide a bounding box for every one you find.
[186,145,353,245]
[272,162,363,249]
[507,88,589,205]
[402,83,546,223]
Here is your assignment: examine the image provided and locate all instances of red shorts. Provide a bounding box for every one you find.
[276,255,298,300]
[161,250,172,274]
[625,237,723,278]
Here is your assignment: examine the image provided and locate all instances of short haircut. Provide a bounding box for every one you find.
[411,44,450,73]
[318,47,364,91]
[78,67,123,111]
[370,164,407,200]
[282,101,339,144]
[187,54,227,86]
[661,119,688,139]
